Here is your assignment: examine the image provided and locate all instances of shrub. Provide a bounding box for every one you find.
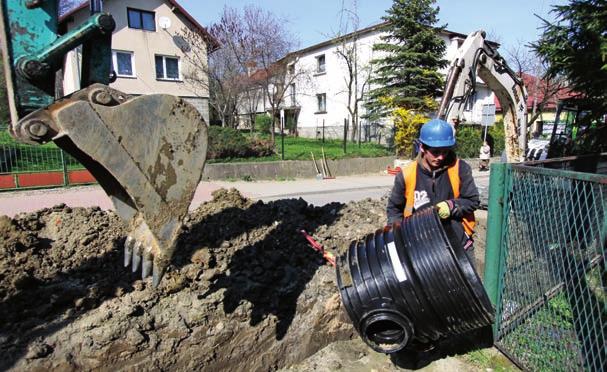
[455,125,483,159]
[255,114,272,134]
[207,126,277,160]
[488,120,505,157]
[381,96,434,158]
[452,121,506,159]
[247,137,275,157]
[207,126,249,159]
[393,107,428,158]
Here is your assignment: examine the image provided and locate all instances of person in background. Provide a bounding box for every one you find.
[479,141,491,171]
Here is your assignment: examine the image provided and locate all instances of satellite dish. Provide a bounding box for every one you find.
[159,16,171,30]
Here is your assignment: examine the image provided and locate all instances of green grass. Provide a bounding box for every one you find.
[208,134,392,163]
[500,293,582,371]
[463,349,518,371]
[2,127,391,172]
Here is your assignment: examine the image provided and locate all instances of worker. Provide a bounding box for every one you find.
[386,118,480,262]
[479,141,491,171]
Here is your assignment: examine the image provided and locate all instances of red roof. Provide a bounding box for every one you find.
[494,73,577,112]
[59,0,219,52]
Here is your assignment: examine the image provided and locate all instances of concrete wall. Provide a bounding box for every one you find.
[201,156,486,180]
[201,156,396,180]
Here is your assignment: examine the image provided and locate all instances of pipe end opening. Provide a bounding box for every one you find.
[361,313,412,354]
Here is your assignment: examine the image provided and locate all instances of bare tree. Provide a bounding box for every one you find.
[333,0,372,143]
[178,7,252,128]
[178,5,302,138]
[505,43,568,134]
[238,6,300,143]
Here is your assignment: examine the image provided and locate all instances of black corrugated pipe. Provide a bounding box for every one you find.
[336,208,494,354]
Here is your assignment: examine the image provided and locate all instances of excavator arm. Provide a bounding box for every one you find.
[0,1,208,286]
[437,30,528,162]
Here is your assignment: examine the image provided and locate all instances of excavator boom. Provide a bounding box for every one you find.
[0,1,208,286]
[438,30,528,162]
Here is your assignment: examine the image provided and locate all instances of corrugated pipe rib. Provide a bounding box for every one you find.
[336,208,494,354]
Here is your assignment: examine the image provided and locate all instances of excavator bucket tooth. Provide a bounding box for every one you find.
[132,241,143,273]
[124,236,134,267]
[142,254,153,279]
[13,84,208,286]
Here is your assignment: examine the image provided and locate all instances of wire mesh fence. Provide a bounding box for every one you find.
[494,156,606,371]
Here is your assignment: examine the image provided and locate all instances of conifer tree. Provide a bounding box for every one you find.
[533,0,607,118]
[367,0,447,118]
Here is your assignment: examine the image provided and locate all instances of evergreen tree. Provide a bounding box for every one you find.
[533,0,607,118]
[366,0,447,118]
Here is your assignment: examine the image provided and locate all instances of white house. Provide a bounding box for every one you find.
[243,22,497,140]
[60,0,219,125]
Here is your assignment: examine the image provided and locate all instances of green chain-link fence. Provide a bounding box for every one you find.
[0,125,87,189]
[486,154,606,371]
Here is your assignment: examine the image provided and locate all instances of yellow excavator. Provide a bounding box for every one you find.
[0,1,208,286]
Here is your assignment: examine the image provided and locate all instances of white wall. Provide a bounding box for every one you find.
[293,29,384,138]
[289,27,496,138]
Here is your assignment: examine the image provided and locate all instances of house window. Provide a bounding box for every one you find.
[316,93,326,113]
[287,63,295,75]
[316,54,326,73]
[155,55,180,80]
[127,8,155,31]
[112,50,135,77]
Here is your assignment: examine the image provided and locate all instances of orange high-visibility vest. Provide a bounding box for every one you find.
[402,160,476,236]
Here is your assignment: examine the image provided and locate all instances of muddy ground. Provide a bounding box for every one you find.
[0,189,498,371]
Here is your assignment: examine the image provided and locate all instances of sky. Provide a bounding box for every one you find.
[177,0,568,53]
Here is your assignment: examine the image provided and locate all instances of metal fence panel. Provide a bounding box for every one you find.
[494,156,606,371]
[0,125,86,189]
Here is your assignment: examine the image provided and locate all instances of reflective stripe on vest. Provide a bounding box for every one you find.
[402,160,476,236]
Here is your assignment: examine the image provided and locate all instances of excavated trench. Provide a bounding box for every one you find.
[0,188,488,371]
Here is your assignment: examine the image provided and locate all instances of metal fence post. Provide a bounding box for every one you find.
[60,149,68,186]
[484,162,506,308]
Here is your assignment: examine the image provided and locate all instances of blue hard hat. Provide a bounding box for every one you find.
[419,119,455,147]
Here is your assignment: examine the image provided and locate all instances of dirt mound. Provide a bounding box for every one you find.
[0,189,391,371]
[0,190,490,371]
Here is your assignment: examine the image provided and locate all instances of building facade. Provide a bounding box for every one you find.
[61,0,219,125]
[244,23,497,140]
